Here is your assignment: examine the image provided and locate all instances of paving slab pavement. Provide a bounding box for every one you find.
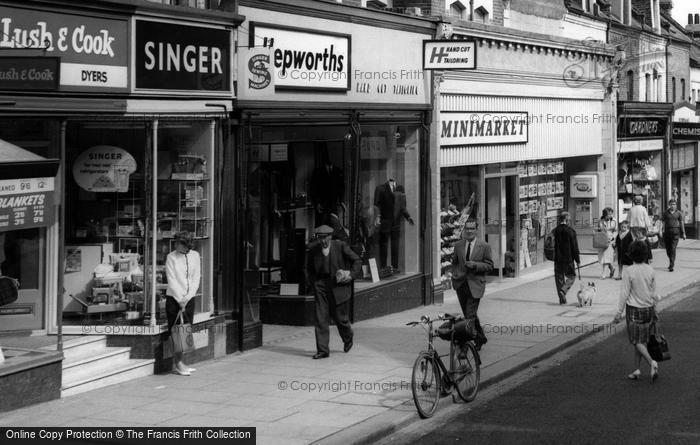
[1,241,699,445]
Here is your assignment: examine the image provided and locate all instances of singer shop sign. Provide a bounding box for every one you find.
[0,6,128,90]
[248,23,350,92]
[135,20,231,92]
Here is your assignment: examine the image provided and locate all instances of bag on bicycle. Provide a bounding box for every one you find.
[437,319,476,343]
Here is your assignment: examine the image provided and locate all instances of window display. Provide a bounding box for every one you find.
[242,123,422,318]
[617,152,662,222]
[62,121,214,326]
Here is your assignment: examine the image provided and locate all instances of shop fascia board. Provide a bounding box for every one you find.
[24,0,245,26]
[239,0,437,35]
[440,76,606,101]
[124,98,231,115]
[0,95,126,114]
[450,24,616,59]
[617,100,674,115]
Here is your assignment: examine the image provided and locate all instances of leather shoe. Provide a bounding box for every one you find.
[312,352,329,359]
[344,340,353,353]
[173,366,191,376]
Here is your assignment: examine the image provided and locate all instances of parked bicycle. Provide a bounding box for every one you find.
[406,313,481,418]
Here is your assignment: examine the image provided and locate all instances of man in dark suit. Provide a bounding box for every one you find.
[451,219,494,351]
[552,211,581,305]
[662,198,685,272]
[374,179,397,269]
[305,225,361,359]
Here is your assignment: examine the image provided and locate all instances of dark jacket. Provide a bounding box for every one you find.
[374,182,395,233]
[310,164,345,212]
[392,189,412,230]
[615,231,634,266]
[553,223,580,274]
[305,239,361,304]
[450,238,494,298]
[662,209,685,239]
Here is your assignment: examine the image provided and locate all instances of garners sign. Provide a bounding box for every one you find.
[249,23,350,92]
[135,20,231,92]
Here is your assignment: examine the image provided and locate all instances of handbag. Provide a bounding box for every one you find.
[171,309,194,354]
[592,231,610,249]
[0,276,19,307]
[647,313,671,362]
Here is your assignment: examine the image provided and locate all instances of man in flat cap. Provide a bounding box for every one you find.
[450,218,493,351]
[305,225,361,359]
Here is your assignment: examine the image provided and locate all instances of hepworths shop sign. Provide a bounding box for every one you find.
[248,23,350,92]
[0,5,128,91]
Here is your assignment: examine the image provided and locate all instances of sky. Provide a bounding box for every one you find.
[669,0,698,27]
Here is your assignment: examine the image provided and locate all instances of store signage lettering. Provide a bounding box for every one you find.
[135,20,230,92]
[0,7,128,90]
[440,112,528,146]
[672,122,700,140]
[0,57,59,90]
[249,23,350,91]
[0,177,55,232]
[72,146,137,193]
[618,117,667,140]
[248,54,271,89]
[423,40,476,70]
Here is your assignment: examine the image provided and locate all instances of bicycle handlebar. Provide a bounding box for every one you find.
[407,313,463,326]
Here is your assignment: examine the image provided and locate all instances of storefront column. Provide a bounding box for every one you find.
[430,72,443,304]
[150,119,159,328]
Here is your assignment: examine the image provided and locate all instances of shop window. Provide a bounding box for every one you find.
[672,77,676,102]
[440,166,479,284]
[242,123,423,324]
[62,121,215,327]
[618,152,663,223]
[517,160,567,270]
[681,78,686,101]
[645,73,651,102]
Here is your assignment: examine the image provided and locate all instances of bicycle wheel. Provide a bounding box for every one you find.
[411,351,441,418]
[451,341,480,402]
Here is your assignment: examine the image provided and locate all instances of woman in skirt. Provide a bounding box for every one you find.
[597,207,617,279]
[613,241,660,383]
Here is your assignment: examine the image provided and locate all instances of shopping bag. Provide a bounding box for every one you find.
[171,310,194,354]
[648,319,671,362]
[592,231,610,249]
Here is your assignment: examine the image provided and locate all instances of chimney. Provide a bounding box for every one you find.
[696,13,700,24]
[690,13,694,25]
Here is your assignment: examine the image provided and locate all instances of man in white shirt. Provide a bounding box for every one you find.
[165,231,201,376]
[628,195,649,239]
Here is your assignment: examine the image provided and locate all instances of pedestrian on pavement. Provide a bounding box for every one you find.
[614,220,634,280]
[613,241,660,383]
[450,218,494,351]
[552,212,580,305]
[627,195,648,240]
[305,225,361,359]
[597,207,617,279]
[646,214,663,249]
[662,199,686,272]
[165,231,201,376]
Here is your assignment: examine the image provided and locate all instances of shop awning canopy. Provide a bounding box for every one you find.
[0,138,59,179]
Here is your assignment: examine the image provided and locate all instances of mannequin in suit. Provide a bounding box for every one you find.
[450,218,494,351]
[310,145,345,226]
[373,179,397,270]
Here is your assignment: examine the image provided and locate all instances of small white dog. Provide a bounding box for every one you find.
[577,281,596,307]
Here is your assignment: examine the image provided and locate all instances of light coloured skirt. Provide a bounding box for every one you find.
[625,305,654,345]
[597,244,615,265]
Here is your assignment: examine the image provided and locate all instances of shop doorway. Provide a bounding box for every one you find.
[484,174,518,279]
[0,228,45,331]
[672,170,695,238]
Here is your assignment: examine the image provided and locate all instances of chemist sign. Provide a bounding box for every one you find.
[423,40,477,70]
[134,20,231,92]
[0,177,55,232]
[72,146,137,193]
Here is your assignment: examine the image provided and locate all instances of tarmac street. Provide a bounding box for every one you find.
[1,240,699,445]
